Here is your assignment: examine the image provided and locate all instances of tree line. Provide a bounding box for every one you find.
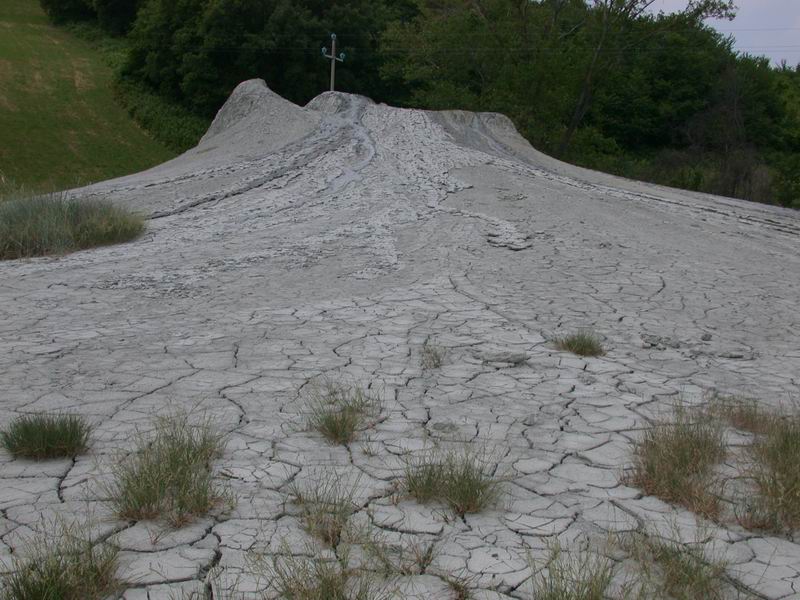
[40,0,800,208]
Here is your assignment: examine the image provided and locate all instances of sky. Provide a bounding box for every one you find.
[648,0,800,66]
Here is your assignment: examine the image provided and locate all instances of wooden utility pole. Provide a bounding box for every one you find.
[321,33,346,92]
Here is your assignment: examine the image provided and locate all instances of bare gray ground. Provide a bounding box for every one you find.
[1,80,799,598]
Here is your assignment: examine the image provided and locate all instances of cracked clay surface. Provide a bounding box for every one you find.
[1,80,799,598]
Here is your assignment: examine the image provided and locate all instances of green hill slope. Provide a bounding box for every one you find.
[0,0,174,190]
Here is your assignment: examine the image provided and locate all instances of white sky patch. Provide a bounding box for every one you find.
[648,0,800,66]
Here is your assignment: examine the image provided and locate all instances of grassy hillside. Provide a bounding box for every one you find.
[0,0,174,191]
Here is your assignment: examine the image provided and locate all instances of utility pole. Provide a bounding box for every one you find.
[321,33,346,92]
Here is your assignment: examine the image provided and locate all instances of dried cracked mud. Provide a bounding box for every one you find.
[1,80,799,599]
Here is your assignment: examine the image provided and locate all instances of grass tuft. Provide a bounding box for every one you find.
[250,542,392,600]
[625,533,727,600]
[1,413,90,459]
[306,381,381,446]
[443,574,473,600]
[404,449,500,516]
[553,331,604,357]
[707,394,800,532]
[749,415,800,531]
[363,532,436,577]
[290,473,359,547]
[0,521,118,600]
[106,412,228,527]
[628,405,725,518]
[708,394,776,435]
[529,542,614,600]
[420,342,446,370]
[0,193,144,260]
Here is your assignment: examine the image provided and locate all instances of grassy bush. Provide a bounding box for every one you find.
[404,449,500,516]
[625,533,727,600]
[707,394,800,532]
[1,521,118,600]
[260,550,392,600]
[420,342,446,370]
[0,193,144,260]
[106,412,228,527]
[709,394,776,435]
[1,413,90,459]
[289,473,359,547]
[363,532,436,577]
[529,542,614,600]
[628,406,725,518]
[306,381,381,446]
[750,415,800,531]
[553,331,604,357]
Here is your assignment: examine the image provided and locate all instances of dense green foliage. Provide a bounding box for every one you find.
[39,0,94,23]
[114,78,210,152]
[122,0,417,116]
[383,0,799,207]
[36,0,800,207]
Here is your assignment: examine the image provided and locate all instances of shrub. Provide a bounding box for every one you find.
[39,0,95,24]
[404,449,500,516]
[260,550,392,600]
[106,412,228,527]
[93,0,142,35]
[420,342,445,370]
[625,533,727,600]
[553,331,604,357]
[1,521,118,600]
[709,394,776,435]
[750,415,800,531]
[628,405,725,518]
[0,193,145,260]
[289,473,359,547]
[306,381,381,445]
[529,542,614,600]
[1,413,90,459]
[363,532,436,577]
[113,78,209,153]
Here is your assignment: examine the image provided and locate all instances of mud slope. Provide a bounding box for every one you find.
[1,79,799,599]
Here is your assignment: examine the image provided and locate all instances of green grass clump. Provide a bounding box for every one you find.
[750,416,800,531]
[106,412,227,527]
[628,406,725,518]
[0,521,118,600]
[0,194,145,260]
[404,449,500,516]
[363,532,436,577]
[553,331,605,357]
[625,533,727,600]
[709,394,777,435]
[290,473,359,547]
[307,381,380,446]
[529,543,614,600]
[1,413,90,459]
[263,551,391,600]
[420,342,446,370]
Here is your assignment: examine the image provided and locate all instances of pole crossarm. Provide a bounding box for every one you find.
[321,33,346,92]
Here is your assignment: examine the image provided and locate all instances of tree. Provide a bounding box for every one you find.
[124,0,417,116]
[93,0,143,35]
[39,0,95,23]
